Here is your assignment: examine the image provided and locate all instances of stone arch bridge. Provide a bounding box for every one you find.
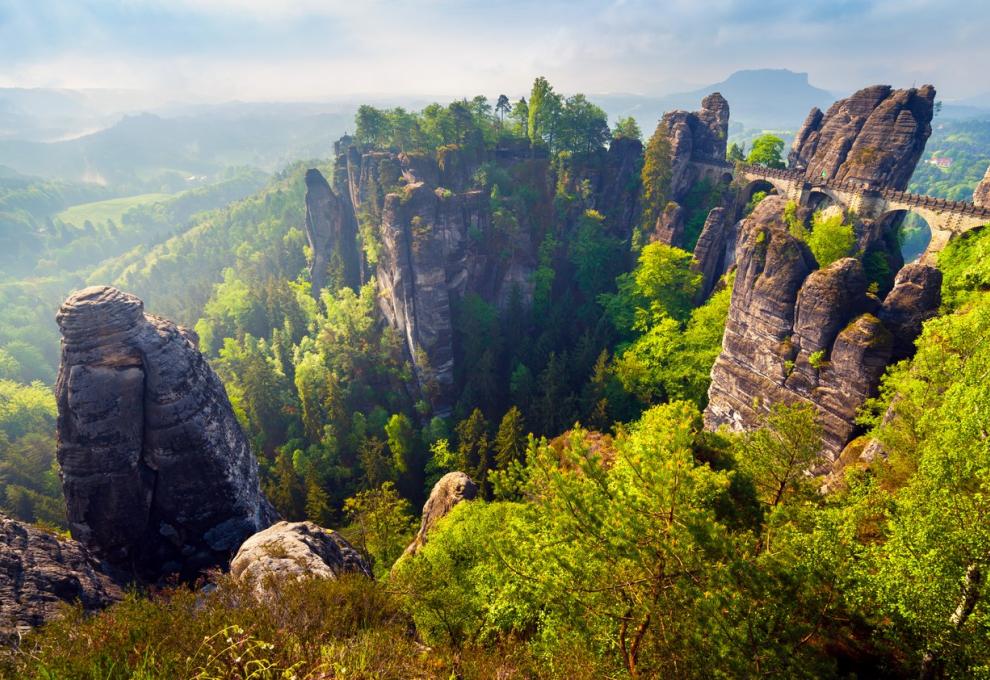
[695,161,990,260]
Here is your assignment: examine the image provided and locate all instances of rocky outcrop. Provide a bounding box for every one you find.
[973,165,990,207]
[1,515,122,638]
[55,286,277,580]
[304,168,360,295]
[661,93,731,204]
[789,85,935,190]
[230,521,371,586]
[704,197,937,458]
[376,183,532,410]
[877,264,942,361]
[651,202,685,246]
[691,207,735,299]
[402,472,478,558]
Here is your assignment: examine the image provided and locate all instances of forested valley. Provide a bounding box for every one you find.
[3,75,990,679]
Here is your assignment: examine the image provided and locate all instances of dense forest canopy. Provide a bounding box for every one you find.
[3,76,990,678]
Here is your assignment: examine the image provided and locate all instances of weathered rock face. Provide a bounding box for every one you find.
[661,92,731,204]
[230,521,371,586]
[651,202,685,246]
[402,471,478,558]
[558,137,645,239]
[704,197,938,458]
[304,168,361,295]
[0,514,122,638]
[877,263,942,361]
[375,183,533,410]
[789,85,935,190]
[55,286,277,580]
[973,165,990,207]
[322,135,644,413]
[692,207,735,299]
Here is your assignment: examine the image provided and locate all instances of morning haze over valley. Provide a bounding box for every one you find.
[2,1,990,678]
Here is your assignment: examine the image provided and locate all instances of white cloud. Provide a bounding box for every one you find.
[2,0,989,101]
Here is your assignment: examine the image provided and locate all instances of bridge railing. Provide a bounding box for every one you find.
[729,162,990,219]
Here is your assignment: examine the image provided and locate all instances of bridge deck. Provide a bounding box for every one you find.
[727,162,990,220]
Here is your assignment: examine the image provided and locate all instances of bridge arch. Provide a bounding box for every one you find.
[878,208,936,264]
[740,178,780,208]
[806,187,845,213]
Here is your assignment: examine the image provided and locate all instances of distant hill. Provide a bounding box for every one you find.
[0,110,351,192]
[596,69,835,130]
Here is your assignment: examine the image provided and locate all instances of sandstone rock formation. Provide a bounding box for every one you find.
[661,93,731,208]
[304,168,360,295]
[0,514,122,639]
[691,207,735,299]
[877,264,943,361]
[704,197,939,457]
[789,85,935,190]
[402,471,478,558]
[973,165,990,208]
[230,521,371,586]
[650,202,685,246]
[55,286,277,580]
[642,94,734,252]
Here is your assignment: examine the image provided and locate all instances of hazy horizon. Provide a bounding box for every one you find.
[2,0,989,104]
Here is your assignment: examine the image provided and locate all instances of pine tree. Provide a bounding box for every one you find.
[455,409,492,496]
[494,406,527,470]
[304,468,333,526]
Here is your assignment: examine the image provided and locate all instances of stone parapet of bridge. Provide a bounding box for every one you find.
[697,160,990,257]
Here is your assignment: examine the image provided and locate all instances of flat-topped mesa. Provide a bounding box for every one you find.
[789,84,935,190]
[55,286,277,581]
[304,168,361,296]
[703,197,941,459]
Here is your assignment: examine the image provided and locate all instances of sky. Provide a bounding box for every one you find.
[1,0,988,102]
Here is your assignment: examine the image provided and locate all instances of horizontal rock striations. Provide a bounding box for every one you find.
[55,286,277,580]
[662,93,730,203]
[703,197,940,458]
[0,514,122,638]
[691,206,735,299]
[304,168,361,295]
[230,521,371,586]
[789,84,935,190]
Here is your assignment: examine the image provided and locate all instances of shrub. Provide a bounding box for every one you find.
[806,210,857,267]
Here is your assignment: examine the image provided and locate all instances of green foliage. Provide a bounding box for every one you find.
[343,481,415,577]
[939,225,990,310]
[727,141,746,163]
[746,134,786,169]
[0,575,437,679]
[856,286,990,675]
[680,178,723,251]
[602,241,701,329]
[568,209,624,304]
[0,379,63,526]
[806,209,858,267]
[908,117,990,201]
[611,272,733,408]
[640,121,673,236]
[808,349,827,369]
[398,402,843,676]
[744,189,768,216]
[737,403,823,510]
[611,116,642,141]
